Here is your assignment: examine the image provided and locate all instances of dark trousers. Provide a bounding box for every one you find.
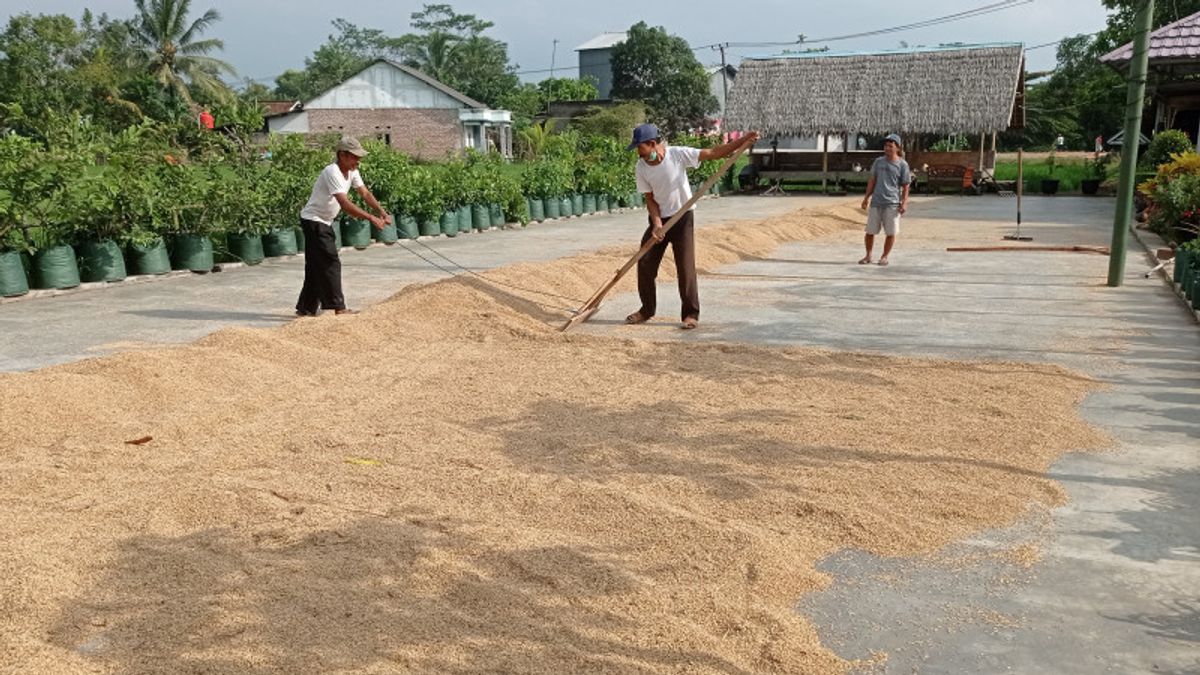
[637,211,699,321]
[296,218,345,314]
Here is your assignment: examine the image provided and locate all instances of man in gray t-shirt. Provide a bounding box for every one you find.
[859,133,911,266]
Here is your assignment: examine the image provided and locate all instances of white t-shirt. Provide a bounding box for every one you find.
[300,163,364,224]
[635,146,702,218]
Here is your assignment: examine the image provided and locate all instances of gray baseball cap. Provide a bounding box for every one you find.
[884,133,902,146]
[336,136,368,157]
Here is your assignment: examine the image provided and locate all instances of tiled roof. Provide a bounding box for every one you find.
[1101,9,1200,63]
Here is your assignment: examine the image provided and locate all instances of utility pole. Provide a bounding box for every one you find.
[551,39,559,78]
[1108,0,1155,287]
[718,43,730,109]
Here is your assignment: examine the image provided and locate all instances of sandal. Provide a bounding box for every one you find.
[682,317,698,330]
[625,311,650,324]
[877,258,889,266]
[858,256,872,265]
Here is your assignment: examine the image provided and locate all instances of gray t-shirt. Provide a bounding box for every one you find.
[869,156,912,208]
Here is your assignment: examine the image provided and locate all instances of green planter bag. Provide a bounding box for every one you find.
[1174,248,1189,284]
[127,238,171,275]
[294,226,305,251]
[341,218,371,249]
[227,232,265,265]
[169,234,214,272]
[373,221,400,244]
[598,194,611,212]
[544,197,561,219]
[583,193,597,213]
[441,212,458,237]
[472,204,490,230]
[559,196,572,217]
[419,217,441,237]
[529,198,545,222]
[0,250,29,297]
[33,244,81,289]
[398,215,419,240]
[263,228,299,257]
[489,203,505,227]
[457,206,472,233]
[76,239,127,282]
[572,194,584,216]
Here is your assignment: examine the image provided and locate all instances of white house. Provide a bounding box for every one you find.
[266,60,513,159]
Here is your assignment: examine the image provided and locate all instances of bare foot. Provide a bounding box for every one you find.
[858,256,872,265]
[625,311,650,324]
[681,317,698,330]
[877,258,889,266]
[335,308,358,315]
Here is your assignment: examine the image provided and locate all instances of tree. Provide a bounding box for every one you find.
[130,0,236,104]
[393,4,518,107]
[609,22,717,136]
[1096,0,1200,54]
[538,77,598,103]
[0,14,88,128]
[274,19,392,101]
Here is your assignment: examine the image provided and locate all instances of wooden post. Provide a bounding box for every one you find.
[991,131,997,170]
[978,132,986,173]
[821,134,829,193]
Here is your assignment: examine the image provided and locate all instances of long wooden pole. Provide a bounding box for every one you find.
[1108,0,1156,287]
[561,145,751,331]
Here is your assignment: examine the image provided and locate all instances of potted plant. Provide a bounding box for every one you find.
[0,189,30,297]
[1081,154,1107,195]
[160,162,217,273]
[1041,151,1061,195]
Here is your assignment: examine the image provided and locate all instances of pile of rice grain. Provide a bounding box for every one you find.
[0,203,1108,674]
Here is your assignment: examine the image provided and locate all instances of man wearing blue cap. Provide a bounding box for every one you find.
[859,133,911,266]
[625,124,759,329]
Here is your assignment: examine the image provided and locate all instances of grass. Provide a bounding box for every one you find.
[993,158,1097,193]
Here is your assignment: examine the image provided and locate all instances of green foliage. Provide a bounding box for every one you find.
[930,136,970,152]
[674,134,725,188]
[522,159,573,199]
[610,22,718,136]
[392,4,518,107]
[575,135,631,195]
[1137,151,1200,241]
[1143,130,1194,169]
[571,102,647,140]
[538,77,599,103]
[274,19,389,101]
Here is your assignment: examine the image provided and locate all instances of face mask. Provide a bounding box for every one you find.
[647,150,659,162]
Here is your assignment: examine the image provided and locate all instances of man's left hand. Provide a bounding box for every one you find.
[898,202,907,215]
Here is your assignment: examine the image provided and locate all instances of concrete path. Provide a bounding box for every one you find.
[586,194,1200,674]
[0,196,827,372]
[2,192,1196,673]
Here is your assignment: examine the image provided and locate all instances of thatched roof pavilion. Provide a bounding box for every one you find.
[724,43,1025,136]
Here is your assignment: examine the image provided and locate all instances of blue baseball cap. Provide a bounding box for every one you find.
[884,133,902,146]
[628,123,661,150]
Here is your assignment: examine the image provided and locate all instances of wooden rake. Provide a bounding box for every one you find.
[560,147,750,332]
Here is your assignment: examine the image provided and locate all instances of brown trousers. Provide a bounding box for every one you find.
[637,211,699,321]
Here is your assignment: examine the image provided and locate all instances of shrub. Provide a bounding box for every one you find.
[1142,129,1193,169]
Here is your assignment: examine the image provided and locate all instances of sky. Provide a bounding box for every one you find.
[1,0,1112,88]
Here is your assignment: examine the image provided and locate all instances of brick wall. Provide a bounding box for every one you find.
[306,108,462,160]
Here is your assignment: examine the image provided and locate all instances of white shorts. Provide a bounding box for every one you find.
[866,206,901,236]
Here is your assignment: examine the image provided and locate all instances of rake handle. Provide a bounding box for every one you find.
[562,146,750,331]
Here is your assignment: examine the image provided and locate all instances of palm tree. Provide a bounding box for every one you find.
[398,31,460,84]
[131,0,236,104]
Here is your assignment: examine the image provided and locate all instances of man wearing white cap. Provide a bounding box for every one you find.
[859,133,911,266]
[625,123,759,329]
[296,136,392,316]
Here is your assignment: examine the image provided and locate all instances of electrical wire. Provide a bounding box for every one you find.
[394,236,586,313]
